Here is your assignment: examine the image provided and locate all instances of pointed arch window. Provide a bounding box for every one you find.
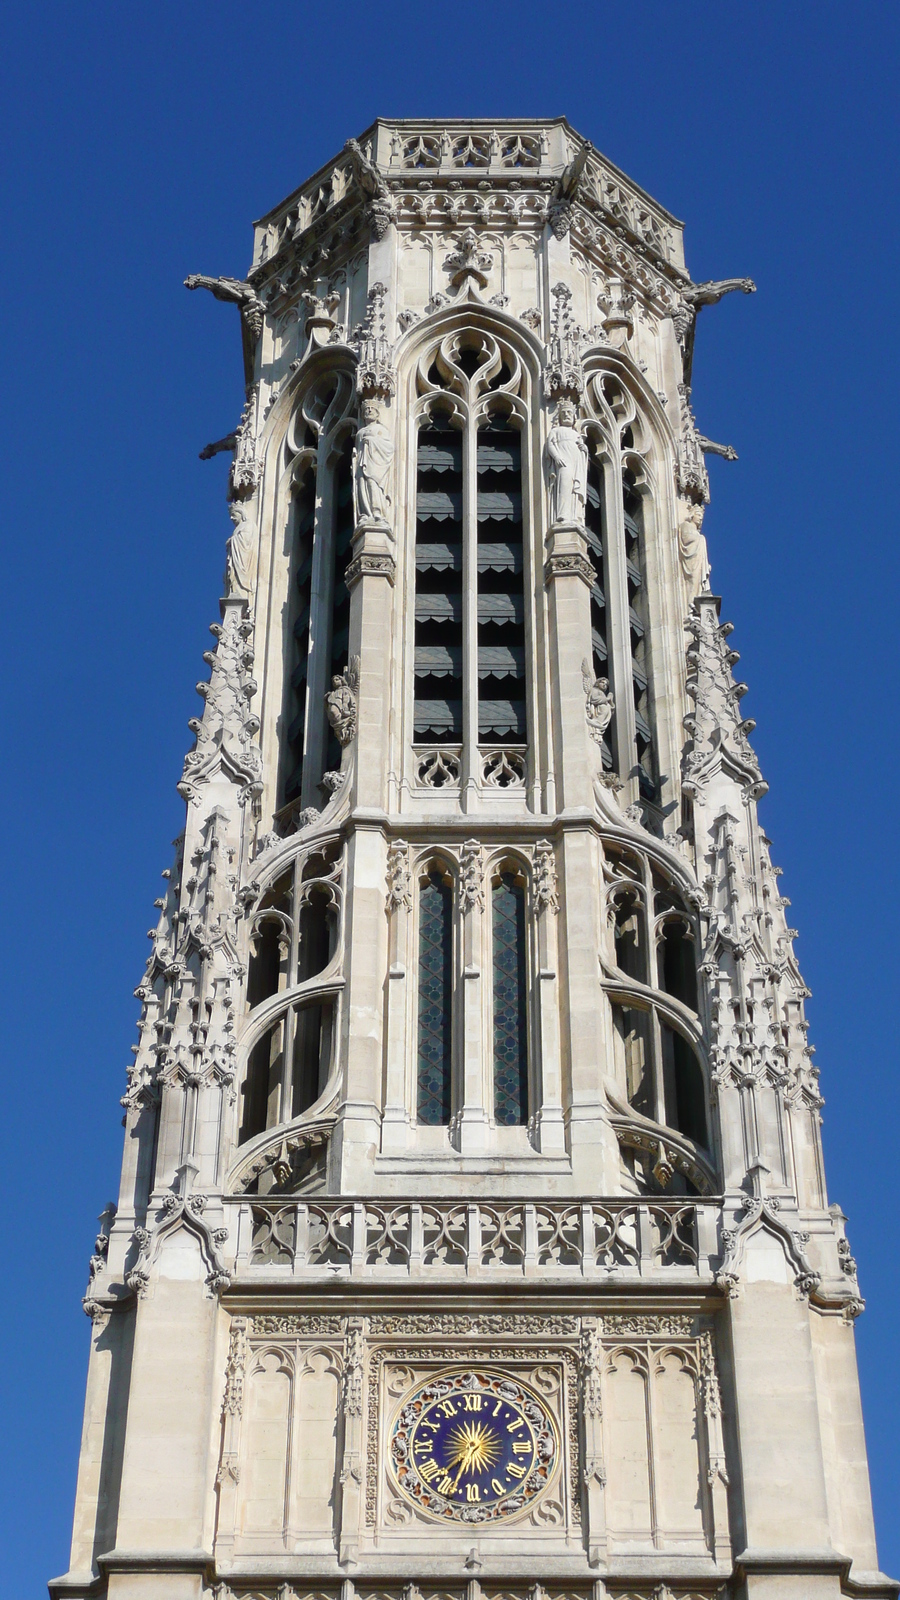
[623,475,656,800]
[279,374,355,811]
[492,868,529,1125]
[412,329,530,784]
[416,866,453,1125]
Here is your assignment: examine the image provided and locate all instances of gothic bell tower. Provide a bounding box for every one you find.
[53,119,895,1600]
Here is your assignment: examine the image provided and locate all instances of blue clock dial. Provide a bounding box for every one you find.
[389,1368,558,1523]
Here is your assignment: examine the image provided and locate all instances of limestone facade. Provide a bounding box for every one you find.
[52,119,895,1600]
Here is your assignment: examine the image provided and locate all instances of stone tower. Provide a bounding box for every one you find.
[53,120,895,1600]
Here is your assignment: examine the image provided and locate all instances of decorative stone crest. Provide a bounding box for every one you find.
[443,228,493,292]
[301,288,342,347]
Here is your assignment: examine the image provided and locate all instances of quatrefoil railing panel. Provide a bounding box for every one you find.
[234,1198,717,1281]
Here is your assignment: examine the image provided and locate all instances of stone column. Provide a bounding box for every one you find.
[543,527,596,811]
[346,517,396,813]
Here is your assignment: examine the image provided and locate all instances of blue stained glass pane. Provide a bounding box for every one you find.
[417,872,453,1125]
[492,873,528,1125]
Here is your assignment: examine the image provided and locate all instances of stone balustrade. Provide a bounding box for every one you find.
[227,1195,722,1281]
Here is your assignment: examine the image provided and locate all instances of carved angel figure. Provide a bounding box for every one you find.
[325,657,360,747]
[677,501,710,596]
[353,400,394,525]
[225,499,258,596]
[581,660,614,744]
[546,401,589,526]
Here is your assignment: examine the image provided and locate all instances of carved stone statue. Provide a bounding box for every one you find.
[325,657,360,747]
[353,401,394,526]
[677,501,710,595]
[546,401,589,526]
[225,499,258,597]
[582,661,615,745]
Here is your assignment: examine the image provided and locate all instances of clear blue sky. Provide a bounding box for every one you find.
[2,3,898,1591]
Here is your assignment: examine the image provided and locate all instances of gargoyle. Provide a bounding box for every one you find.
[184,273,265,389]
[675,276,756,385]
[697,434,738,462]
[549,140,594,238]
[344,138,395,239]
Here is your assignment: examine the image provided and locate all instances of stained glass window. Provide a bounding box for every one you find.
[492,872,528,1125]
[417,870,453,1124]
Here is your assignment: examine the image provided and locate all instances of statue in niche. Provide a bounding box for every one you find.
[225,499,258,596]
[581,660,615,745]
[325,657,360,747]
[353,400,394,526]
[545,400,589,526]
[677,501,710,595]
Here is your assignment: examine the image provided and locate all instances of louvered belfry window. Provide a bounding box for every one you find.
[623,477,656,800]
[477,418,526,744]
[279,374,358,812]
[414,423,464,742]
[417,869,453,1124]
[283,468,316,803]
[412,330,529,777]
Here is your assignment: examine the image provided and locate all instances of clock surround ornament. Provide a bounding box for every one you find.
[388,1367,559,1524]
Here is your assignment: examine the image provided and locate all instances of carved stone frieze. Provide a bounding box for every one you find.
[543,551,594,587]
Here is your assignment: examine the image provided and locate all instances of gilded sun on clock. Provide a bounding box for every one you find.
[388,1368,559,1523]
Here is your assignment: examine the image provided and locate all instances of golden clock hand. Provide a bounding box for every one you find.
[450,1440,475,1492]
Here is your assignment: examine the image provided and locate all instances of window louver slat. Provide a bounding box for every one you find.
[415,645,463,677]
[477,645,525,678]
[477,594,524,625]
[476,542,522,573]
[417,490,463,520]
[415,542,463,572]
[476,490,521,520]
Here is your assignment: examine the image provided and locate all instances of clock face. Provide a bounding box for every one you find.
[389,1368,559,1524]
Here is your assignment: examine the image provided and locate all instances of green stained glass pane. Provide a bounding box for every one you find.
[417,872,453,1125]
[492,873,528,1125]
